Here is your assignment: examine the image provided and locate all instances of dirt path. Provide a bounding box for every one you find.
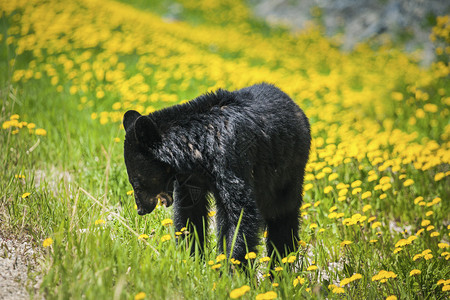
[0,230,41,300]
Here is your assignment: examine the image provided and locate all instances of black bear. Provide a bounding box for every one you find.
[123,83,310,262]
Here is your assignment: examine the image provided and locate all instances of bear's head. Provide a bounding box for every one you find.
[123,110,174,215]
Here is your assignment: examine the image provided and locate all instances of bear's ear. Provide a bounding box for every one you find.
[123,110,141,131]
[134,115,161,149]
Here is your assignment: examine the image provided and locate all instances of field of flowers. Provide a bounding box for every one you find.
[0,0,449,299]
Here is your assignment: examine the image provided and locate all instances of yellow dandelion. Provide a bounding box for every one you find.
[216,254,226,262]
[372,222,381,229]
[259,256,271,263]
[340,240,352,247]
[386,296,397,300]
[245,252,256,260]
[230,285,250,299]
[409,269,421,276]
[431,197,441,205]
[208,211,216,217]
[362,204,372,212]
[211,264,221,270]
[94,219,105,225]
[255,291,277,300]
[134,292,146,300]
[443,285,450,292]
[309,223,318,229]
[301,203,312,210]
[324,186,333,194]
[160,234,171,242]
[43,237,53,248]
[21,192,31,199]
[403,179,414,186]
[421,220,431,227]
[307,265,318,271]
[328,212,337,219]
[35,128,47,136]
[138,234,149,240]
[333,287,345,294]
[430,232,439,237]
[340,278,352,286]
[293,276,305,287]
[438,243,449,249]
[434,172,445,181]
[393,248,402,254]
[414,196,424,204]
[127,190,134,196]
[161,218,173,226]
[230,258,241,265]
[274,267,283,272]
[423,253,433,260]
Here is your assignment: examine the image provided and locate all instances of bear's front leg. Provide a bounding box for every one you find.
[173,176,209,255]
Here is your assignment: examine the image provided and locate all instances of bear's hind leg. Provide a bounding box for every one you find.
[265,181,302,260]
[266,212,299,259]
[215,198,262,263]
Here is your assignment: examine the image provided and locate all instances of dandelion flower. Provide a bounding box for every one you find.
[35,128,47,136]
[161,218,173,226]
[423,253,433,260]
[230,285,250,299]
[409,269,421,276]
[211,263,221,270]
[216,254,226,262]
[21,192,31,199]
[372,222,381,229]
[255,291,277,300]
[208,211,216,217]
[386,296,397,300]
[94,219,105,225]
[43,237,53,248]
[307,265,318,271]
[160,234,171,242]
[293,276,305,287]
[245,252,256,260]
[434,172,445,181]
[362,204,372,212]
[138,234,149,240]
[259,256,270,263]
[421,219,431,227]
[333,287,345,293]
[438,243,449,249]
[134,292,146,300]
[340,240,352,247]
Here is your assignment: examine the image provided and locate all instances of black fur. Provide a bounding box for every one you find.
[123,83,311,262]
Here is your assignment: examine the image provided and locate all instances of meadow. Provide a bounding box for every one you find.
[0,0,449,299]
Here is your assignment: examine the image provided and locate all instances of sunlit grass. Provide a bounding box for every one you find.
[0,0,449,299]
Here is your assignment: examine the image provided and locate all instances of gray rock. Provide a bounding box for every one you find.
[250,0,450,64]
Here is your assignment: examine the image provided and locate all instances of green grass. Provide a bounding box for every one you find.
[1,0,449,299]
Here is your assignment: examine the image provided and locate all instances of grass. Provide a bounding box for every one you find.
[0,0,449,299]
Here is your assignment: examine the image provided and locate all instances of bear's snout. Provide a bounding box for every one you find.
[136,196,157,215]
